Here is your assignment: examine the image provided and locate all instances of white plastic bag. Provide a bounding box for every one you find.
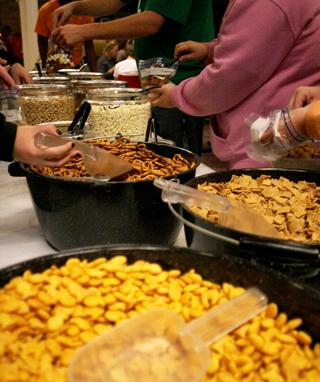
[247,109,310,161]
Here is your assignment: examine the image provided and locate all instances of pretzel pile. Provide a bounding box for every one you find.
[33,138,196,182]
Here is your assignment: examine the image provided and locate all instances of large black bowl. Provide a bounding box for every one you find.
[9,143,199,250]
[182,168,320,281]
[0,246,319,340]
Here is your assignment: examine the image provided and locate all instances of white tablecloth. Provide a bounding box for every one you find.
[0,162,214,269]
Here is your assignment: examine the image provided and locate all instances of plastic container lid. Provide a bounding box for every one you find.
[64,72,105,80]
[87,87,146,100]
[19,84,72,96]
[32,76,70,84]
[18,84,69,94]
[72,79,127,89]
[29,70,47,76]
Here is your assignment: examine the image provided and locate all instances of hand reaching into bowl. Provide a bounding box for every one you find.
[13,124,76,167]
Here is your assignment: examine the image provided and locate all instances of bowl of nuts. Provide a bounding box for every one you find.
[178,168,320,280]
[0,245,319,381]
[18,84,75,125]
[10,139,199,250]
[86,88,152,141]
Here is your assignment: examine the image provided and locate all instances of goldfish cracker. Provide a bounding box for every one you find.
[0,257,319,382]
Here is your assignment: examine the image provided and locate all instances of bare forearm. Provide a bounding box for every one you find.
[81,11,165,40]
[73,0,125,17]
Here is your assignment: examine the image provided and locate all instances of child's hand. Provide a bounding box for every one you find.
[288,86,320,109]
[10,63,33,85]
[0,58,15,87]
[174,41,208,62]
[148,83,176,109]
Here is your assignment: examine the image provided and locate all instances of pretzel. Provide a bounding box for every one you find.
[33,138,196,182]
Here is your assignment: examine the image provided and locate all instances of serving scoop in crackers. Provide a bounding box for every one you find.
[36,133,133,179]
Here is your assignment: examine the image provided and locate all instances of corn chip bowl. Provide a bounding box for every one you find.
[181,168,320,281]
[0,246,319,382]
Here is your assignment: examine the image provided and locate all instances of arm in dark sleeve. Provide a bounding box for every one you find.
[0,113,17,162]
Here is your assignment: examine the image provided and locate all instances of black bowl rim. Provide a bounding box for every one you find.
[183,168,320,251]
[22,143,200,185]
[0,244,318,297]
[1,245,320,361]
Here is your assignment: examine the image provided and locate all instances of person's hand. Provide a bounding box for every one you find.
[10,63,33,85]
[52,1,76,28]
[260,106,310,145]
[304,101,320,140]
[288,86,320,109]
[13,124,76,167]
[52,24,85,47]
[148,83,177,109]
[174,41,208,62]
[0,58,15,87]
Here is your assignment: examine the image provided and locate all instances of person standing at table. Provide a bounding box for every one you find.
[97,40,119,77]
[51,0,214,154]
[113,40,137,79]
[35,0,97,71]
[149,0,320,168]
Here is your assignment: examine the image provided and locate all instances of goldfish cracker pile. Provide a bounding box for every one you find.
[71,309,205,382]
[0,256,319,382]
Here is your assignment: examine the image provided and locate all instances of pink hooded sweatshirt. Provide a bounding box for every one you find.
[171,0,320,169]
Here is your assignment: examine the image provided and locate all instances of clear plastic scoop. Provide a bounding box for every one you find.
[68,288,267,382]
[154,178,281,239]
[36,133,133,179]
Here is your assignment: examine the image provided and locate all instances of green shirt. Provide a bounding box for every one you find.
[121,0,214,84]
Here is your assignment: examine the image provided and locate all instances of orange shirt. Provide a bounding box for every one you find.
[35,0,94,65]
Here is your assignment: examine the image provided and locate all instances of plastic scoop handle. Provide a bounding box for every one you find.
[153,178,282,239]
[68,288,267,382]
[183,287,267,347]
[36,132,97,159]
[35,133,133,178]
[153,178,229,213]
